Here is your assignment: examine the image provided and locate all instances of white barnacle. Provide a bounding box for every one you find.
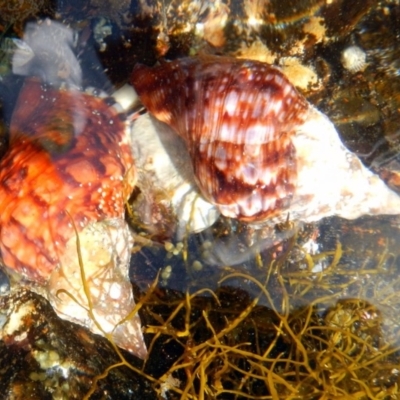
[341,45,367,73]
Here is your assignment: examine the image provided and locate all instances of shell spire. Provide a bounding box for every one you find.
[131,56,400,225]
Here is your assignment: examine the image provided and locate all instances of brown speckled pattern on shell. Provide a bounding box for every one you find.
[131,56,308,221]
[0,78,135,283]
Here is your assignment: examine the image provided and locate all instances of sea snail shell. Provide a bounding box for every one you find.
[0,20,146,359]
[131,56,400,225]
[0,78,146,359]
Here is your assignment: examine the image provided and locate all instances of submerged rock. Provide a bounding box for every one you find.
[0,289,155,399]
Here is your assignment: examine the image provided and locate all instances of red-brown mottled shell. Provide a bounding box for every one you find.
[0,78,135,283]
[131,56,309,222]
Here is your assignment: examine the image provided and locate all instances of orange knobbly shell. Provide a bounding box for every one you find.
[131,56,309,222]
[0,78,136,283]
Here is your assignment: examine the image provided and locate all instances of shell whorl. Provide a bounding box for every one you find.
[131,56,309,222]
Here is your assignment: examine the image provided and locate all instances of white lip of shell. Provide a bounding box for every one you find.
[129,113,220,238]
[114,86,218,238]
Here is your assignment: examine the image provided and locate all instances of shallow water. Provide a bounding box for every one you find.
[1,1,400,399]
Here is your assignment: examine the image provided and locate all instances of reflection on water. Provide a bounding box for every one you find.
[1,0,400,398]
